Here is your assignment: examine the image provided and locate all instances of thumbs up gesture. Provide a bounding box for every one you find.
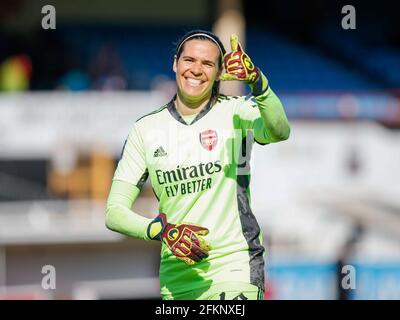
[220,34,260,84]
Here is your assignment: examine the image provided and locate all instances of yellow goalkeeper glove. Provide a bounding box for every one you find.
[220,34,269,96]
[147,213,211,265]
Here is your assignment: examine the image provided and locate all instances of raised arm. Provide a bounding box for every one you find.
[221,34,290,144]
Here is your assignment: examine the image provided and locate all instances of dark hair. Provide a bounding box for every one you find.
[174,30,226,98]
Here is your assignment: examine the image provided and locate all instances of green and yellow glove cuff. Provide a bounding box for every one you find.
[249,70,269,97]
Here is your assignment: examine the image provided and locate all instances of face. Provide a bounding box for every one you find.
[173,39,222,106]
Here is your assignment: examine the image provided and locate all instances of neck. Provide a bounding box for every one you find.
[175,92,212,116]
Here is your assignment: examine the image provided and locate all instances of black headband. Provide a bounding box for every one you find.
[176,33,225,58]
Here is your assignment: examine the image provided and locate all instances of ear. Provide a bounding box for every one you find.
[173,55,178,73]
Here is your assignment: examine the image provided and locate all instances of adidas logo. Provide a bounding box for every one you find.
[154,146,167,157]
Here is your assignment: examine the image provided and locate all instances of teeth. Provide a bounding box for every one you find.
[186,78,202,86]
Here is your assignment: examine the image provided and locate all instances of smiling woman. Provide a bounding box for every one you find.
[172,30,226,115]
[105,29,290,300]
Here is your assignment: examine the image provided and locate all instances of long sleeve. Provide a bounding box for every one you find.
[105,179,152,240]
[105,122,152,240]
[252,84,290,144]
[236,72,290,145]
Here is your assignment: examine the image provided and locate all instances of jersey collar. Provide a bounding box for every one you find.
[167,95,215,126]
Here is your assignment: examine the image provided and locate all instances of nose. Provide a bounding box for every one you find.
[190,62,203,76]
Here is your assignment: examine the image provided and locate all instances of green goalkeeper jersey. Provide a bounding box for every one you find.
[112,87,289,297]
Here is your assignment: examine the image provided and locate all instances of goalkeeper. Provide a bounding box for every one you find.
[106,30,290,300]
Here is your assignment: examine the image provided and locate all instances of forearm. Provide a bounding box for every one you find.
[252,73,291,143]
[105,179,152,240]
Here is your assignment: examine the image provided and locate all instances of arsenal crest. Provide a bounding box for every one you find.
[199,129,218,151]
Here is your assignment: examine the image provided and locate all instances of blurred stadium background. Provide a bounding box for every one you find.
[0,0,399,300]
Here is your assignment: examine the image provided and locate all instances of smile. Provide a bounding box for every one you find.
[185,78,204,87]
